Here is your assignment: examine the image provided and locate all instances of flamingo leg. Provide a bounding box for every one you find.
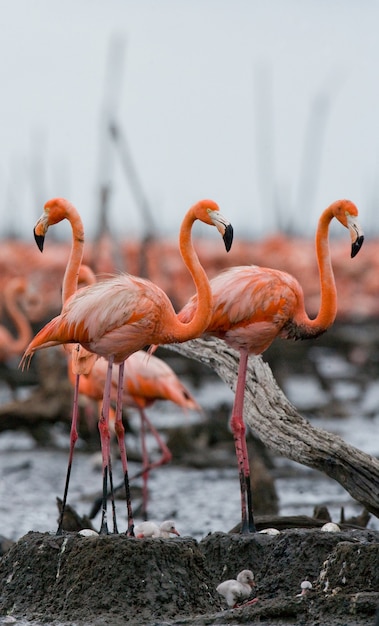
[88,402,172,525]
[107,419,119,535]
[139,410,149,520]
[98,356,114,534]
[129,407,173,519]
[230,348,256,533]
[130,410,172,482]
[114,361,135,536]
[56,372,80,535]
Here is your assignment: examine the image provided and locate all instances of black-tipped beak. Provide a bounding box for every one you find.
[34,228,45,252]
[351,234,364,258]
[223,224,233,252]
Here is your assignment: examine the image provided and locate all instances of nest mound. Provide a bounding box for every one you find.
[0,528,378,625]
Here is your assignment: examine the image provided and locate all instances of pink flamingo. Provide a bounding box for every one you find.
[178,199,364,532]
[21,198,233,534]
[0,277,33,364]
[31,199,98,533]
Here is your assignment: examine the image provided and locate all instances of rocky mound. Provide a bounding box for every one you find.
[0,528,378,625]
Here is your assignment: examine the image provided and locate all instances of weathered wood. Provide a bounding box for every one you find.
[165,337,379,520]
[230,514,369,533]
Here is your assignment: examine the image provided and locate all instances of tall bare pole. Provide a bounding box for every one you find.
[253,63,277,234]
[96,34,126,239]
[294,71,346,234]
[109,121,156,239]
[294,91,331,235]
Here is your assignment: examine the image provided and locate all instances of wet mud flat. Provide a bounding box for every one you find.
[0,528,378,626]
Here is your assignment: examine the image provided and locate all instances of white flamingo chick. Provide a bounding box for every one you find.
[134,520,180,538]
[216,569,256,608]
[296,580,313,596]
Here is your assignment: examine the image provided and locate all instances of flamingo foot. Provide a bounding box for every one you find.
[234,597,259,608]
[99,467,109,535]
[245,474,256,533]
[238,470,256,534]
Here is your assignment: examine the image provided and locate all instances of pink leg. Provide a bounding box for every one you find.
[229,348,256,533]
[105,406,118,534]
[234,597,259,608]
[114,361,135,536]
[139,410,149,520]
[130,409,172,480]
[132,408,172,519]
[57,372,80,535]
[98,356,114,534]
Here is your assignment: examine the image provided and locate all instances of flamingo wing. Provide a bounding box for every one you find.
[179,266,303,353]
[22,275,177,363]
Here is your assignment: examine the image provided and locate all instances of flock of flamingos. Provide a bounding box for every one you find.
[0,196,371,539]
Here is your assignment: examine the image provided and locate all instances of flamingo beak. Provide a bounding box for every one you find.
[351,234,364,258]
[33,213,49,252]
[347,215,364,258]
[171,528,180,536]
[223,223,234,252]
[208,209,234,252]
[34,227,45,252]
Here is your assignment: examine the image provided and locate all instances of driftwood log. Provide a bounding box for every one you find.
[166,337,379,520]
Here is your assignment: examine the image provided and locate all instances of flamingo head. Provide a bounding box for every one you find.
[34,198,81,252]
[193,199,234,252]
[331,199,364,258]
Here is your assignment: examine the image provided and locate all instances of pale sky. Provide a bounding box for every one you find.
[1,0,378,240]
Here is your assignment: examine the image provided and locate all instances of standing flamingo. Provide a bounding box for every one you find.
[21,199,233,534]
[178,199,364,533]
[73,265,200,519]
[31,199,98,533]
[67,348,201,520]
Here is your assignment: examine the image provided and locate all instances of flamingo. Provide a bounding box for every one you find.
[216,569,257,608]
[21,198,233,535]
[71,272,201,526]
[68,265,201,525]
[178,199,364,533]
[0,277,33,364]
[134,519,180,538]
[68,348,201,520]
[30,199,98,534]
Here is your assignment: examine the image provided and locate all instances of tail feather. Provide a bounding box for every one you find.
[20,314,77,370]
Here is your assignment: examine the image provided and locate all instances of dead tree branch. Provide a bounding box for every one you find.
[165,337,379,520]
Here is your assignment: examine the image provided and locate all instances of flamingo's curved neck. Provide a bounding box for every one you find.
[4,283,32,353]
[171,209,212,342]
[62,205,85,305]
[305,206,338,331]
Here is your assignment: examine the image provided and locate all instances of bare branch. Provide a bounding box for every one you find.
[165,337,379,519]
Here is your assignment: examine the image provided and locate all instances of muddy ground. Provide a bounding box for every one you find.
[0,527,378,626]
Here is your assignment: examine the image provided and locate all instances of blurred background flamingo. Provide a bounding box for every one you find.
[0,277,33,399]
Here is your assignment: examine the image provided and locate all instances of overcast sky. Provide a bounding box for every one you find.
[1,0,378,241]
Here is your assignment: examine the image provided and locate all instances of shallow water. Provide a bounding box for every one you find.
[0,373,378,544]
[0,362,379,626]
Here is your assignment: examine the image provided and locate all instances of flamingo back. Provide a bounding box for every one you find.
[179,265,304,354]
[123,350,200,411]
